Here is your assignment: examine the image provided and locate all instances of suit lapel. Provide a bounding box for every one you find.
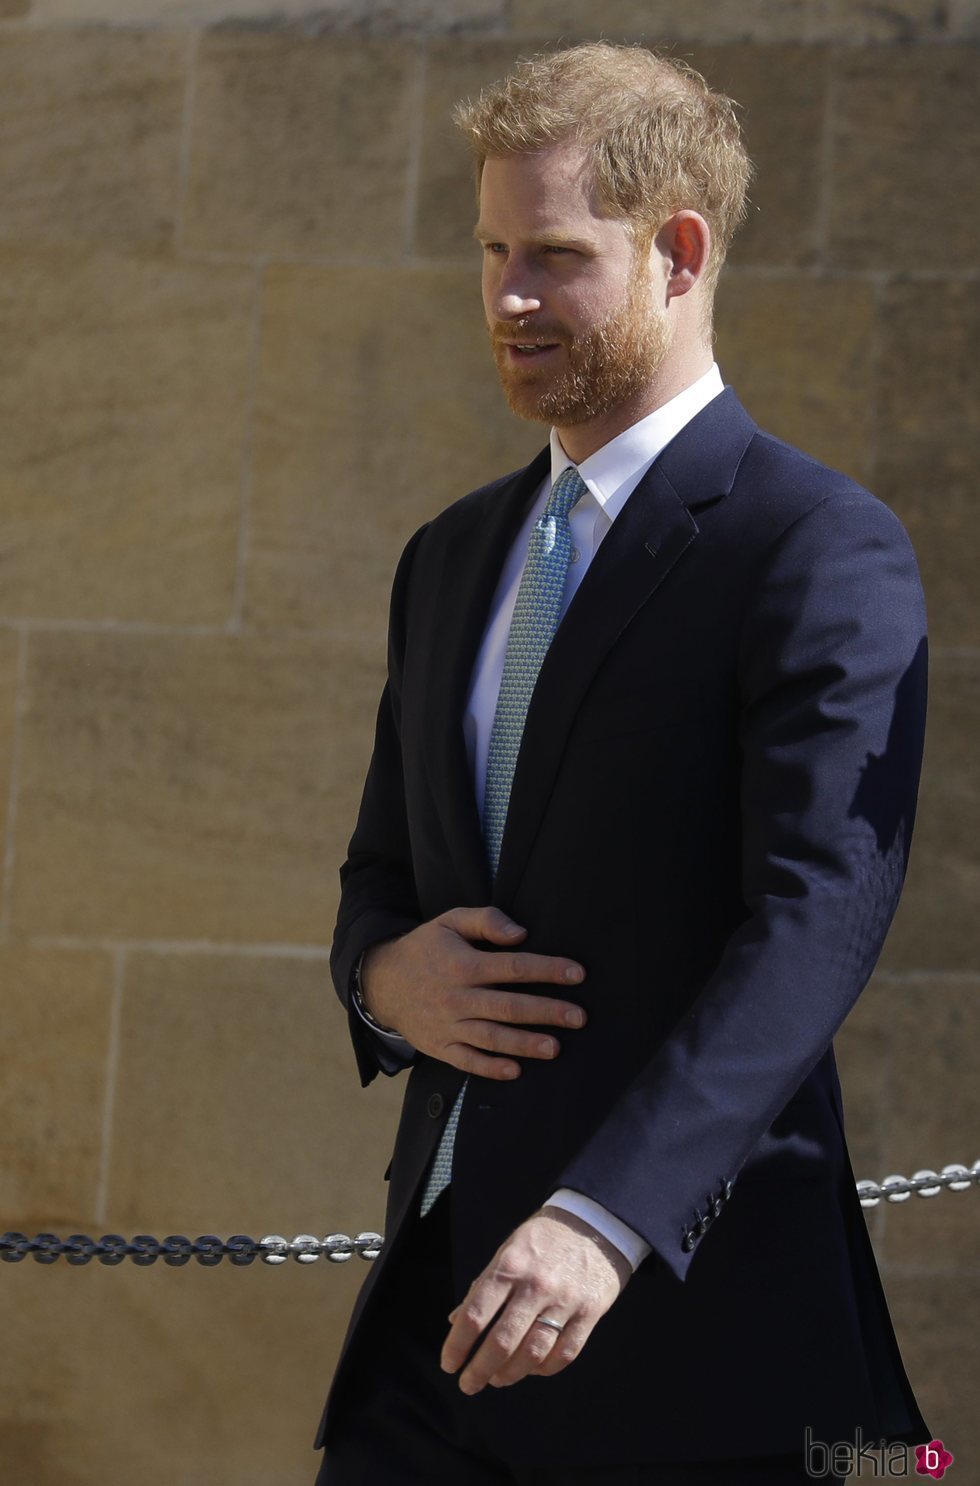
[492,462,698,903]
[493,387,758,905]
[424,449,551,904]
[423,387,758,908]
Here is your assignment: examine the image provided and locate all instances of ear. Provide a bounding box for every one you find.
[654,210,711,300]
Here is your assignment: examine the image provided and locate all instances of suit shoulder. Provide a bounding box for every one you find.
[732,426,913,554]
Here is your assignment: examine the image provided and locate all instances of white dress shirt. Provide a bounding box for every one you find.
[357,362,726,1270]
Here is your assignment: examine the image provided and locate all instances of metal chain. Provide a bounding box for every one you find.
[2,1160,976,1268]
[0,1230,383,1267]
[855,1161,980,1207]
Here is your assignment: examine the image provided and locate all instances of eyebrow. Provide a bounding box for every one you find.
[472,224,597,251]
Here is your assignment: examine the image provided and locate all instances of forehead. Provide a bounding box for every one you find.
[476,141,626,242]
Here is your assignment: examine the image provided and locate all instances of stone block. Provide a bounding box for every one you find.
[814,0,977,40]
[828,46,980,272]
[875,280,980,649]
[0,946,114,1227]
[874,977,980,1270]
[417,37,529,262]
[0,245,252,624]
[11,630,384,942]
[0,950,409,1484]
[511,0,818,39]
[245,262,543,634]
[948,0,980,39]
[0,629,18,921]
[33,0,504,21]
[880,655,980,974]
[0,31,184,250]
[877,1272,978,1464]
[183,33,415,258]
[714,273,874,483]
[106,950,404,1233]
[685,46,828,270]
[0,1255,367,1485]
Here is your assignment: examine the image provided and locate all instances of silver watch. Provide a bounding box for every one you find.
[352,949,402,1035]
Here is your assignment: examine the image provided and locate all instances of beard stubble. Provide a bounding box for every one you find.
[489,257,672,428]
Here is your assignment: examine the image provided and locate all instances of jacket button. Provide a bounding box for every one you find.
[427,1093,444,1119]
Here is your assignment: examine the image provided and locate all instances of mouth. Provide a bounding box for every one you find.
[500,341,561,362]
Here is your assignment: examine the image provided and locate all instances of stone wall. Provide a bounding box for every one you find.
[0,3,976,1482]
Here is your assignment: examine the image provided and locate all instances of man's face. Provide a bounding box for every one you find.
[476,142,672,431]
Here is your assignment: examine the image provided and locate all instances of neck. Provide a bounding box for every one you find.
[555,345,714,464]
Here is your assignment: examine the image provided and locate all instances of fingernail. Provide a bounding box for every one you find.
[503,921,523,936]
[502,1063,520,1078]
[564,1008,585,1027]
[538,1038,557,1057]
[564,965,584,982]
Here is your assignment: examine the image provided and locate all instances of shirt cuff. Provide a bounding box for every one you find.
[543,1188,652,1273]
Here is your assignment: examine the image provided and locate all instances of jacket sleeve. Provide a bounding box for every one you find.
[330,521,430,1087]
[555,491,929,1281]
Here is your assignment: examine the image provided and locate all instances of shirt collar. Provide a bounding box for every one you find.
[548,362,725,521]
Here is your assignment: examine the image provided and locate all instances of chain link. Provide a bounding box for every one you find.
[2,1161,976,1267]
[0,1230,386,1267]
[855,1161,980,1207]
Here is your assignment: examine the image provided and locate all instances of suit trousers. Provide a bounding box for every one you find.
[313,1188,844,1486]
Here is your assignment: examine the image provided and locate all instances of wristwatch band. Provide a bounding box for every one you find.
[351,949,402,1036]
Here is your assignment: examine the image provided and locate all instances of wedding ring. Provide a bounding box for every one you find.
[533,1316,565,1334]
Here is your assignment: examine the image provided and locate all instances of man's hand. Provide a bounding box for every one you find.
[359,907,587,1080]
[440,1208,631,1393]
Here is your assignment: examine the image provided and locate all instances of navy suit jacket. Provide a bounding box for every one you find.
[317,387,930,1463]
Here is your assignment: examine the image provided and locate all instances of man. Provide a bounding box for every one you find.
[314,41,930,1485]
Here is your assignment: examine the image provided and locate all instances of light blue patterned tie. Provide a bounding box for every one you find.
[419,466,588,1216]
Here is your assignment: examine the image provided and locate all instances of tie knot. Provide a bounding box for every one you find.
[546,466,587,521]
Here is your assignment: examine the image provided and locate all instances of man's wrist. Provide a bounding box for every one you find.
[351,949,402,1036]
[543,1189,652,1273]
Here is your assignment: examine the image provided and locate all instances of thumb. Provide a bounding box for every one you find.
[442,905,527,945]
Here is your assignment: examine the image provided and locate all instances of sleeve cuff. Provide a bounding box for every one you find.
[543,1188,653,1273]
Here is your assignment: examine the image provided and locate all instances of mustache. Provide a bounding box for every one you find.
[492,326,567,346]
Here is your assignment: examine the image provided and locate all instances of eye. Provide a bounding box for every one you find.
[483,242,507,256]
[543,245,572,255]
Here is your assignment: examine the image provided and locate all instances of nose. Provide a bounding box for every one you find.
[496,288,542,317]
[489,255,542,320]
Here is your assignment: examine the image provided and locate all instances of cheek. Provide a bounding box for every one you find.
[481,263,496,321]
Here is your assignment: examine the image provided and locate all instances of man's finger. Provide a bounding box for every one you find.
[486,1312,569,1388]
[454,1298,551,1395]
[470,949,585,989]
[440,1279,511,1376]
[457,1019,561,1060]
[473,989,587,1028]
[440,905,527,944]
[528,1314,591,1377]
[442,1042,522,1080]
